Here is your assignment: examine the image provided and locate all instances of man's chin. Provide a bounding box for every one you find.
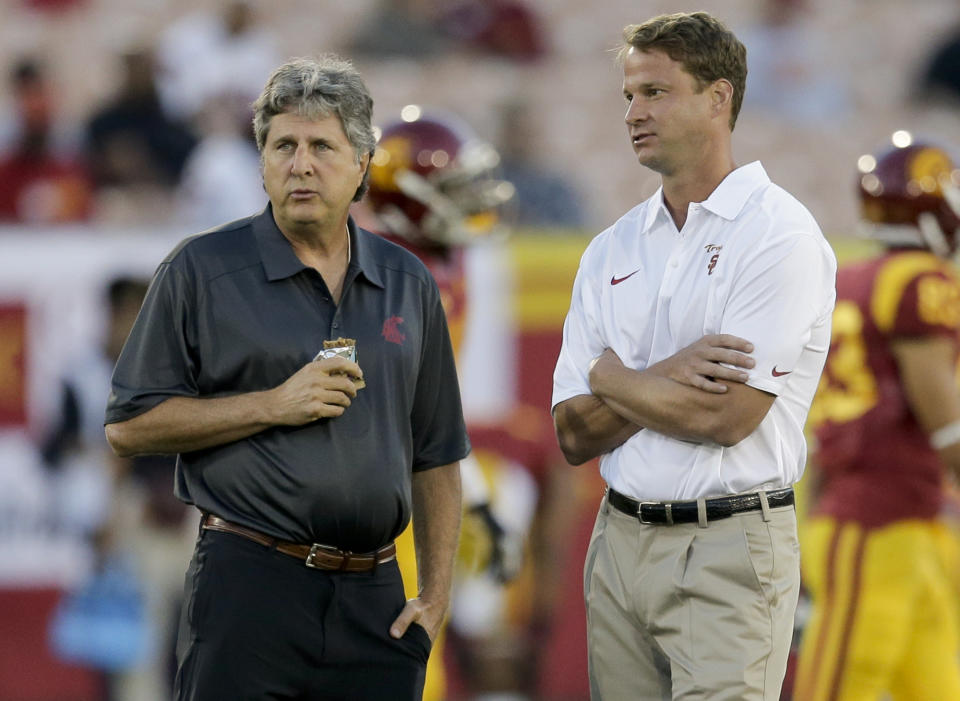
[274,203,326,231]
[284,202,323,220]
[635,151,674,176]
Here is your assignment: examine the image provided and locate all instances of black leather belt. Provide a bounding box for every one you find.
[607,486,794,525]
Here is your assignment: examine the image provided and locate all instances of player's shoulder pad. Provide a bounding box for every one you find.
[870,250,960,334]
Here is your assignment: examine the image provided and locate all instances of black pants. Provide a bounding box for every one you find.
[174,529,430,700]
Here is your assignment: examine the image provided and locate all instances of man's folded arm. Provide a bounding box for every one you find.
[553,333,765,464]
[590,353,774,447]
[552,393,642,466]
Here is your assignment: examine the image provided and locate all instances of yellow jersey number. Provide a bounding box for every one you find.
[808,300,879,429]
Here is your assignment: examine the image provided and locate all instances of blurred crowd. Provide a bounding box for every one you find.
[1,0,960,235]
[4,0,960,700]
[0,0,587,232]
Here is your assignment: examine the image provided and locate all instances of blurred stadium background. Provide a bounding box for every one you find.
[0,0,957,699]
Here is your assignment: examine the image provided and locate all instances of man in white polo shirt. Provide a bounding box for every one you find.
[551,12,836,700]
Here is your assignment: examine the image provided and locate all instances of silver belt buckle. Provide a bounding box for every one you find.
[305,543,338,569]
[638,502,659,524]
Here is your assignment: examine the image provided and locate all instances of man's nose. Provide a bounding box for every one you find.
[290,145,313,176]
[624,100,647,125]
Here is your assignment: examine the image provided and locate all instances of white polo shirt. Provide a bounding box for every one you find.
[552,162,836,501]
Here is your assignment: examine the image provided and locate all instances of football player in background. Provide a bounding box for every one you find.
[364,110,533,700]
[793,134,960,700]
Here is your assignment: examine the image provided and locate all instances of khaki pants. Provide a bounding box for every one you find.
[584,492,800,700]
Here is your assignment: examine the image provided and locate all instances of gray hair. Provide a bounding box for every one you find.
[252,55,376,201]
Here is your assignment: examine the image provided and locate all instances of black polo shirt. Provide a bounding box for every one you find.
[106,206,470,552]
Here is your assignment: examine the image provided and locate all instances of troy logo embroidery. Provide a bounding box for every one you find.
[382,315,406,345]
[705,244,722,275]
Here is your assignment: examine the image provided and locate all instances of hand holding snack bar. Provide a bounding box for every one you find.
[267,351,363,425]
[315,337,366,389]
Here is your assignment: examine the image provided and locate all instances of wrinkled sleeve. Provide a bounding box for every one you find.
[552,247,605,411]
[721,233,837,396]
[105,261,200,424]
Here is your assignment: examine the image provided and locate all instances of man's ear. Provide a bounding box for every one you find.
[711,78,734,120]
[358,150,371,187]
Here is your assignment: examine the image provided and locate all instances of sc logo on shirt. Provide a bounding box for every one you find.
[705,244,722,276]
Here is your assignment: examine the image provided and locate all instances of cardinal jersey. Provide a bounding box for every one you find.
[809,249,960,527]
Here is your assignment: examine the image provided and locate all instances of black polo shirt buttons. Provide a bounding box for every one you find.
[332,321,340,329]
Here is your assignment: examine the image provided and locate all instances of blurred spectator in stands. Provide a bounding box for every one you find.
[84,46,196,225]
[739,0,849,122]
[496,99,585,229]
[176,93,266,229]
[41,279,151,539]
[438,0,548,63]
[919,23,960,105]
[0,55,80,157]
[85,47,196,191]
[42,277,191,701]
[156,0,279,121]
[0,57,92,224]
[350,0,547,63]
[348,0,451,59]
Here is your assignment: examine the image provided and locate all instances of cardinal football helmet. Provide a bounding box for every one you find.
[366,109,515,247]
[857,132,960,257]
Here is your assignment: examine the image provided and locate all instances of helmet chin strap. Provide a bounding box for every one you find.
[857,221,924,248]
[395,170,474,246]
[942,181,960,218]
[378,206,421,243]
[858,218,953,258]
[917,212,951,258]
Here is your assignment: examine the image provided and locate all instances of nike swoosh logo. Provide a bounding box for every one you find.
[611,270,640,285]
[771,366,792,377]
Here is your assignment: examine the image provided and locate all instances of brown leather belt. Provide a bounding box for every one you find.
[200,514,396,572]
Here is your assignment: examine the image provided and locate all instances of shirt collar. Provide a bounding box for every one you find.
[347,217,385,288]
[638,161,770,232]
[253,205,304,281]
[700,161,769,220]
[253,204,384,288]
[639,186,670,234]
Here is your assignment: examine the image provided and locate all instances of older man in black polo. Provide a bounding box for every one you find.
[104,55,466,700]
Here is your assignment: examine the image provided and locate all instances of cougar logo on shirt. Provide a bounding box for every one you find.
[382,316,406,345]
